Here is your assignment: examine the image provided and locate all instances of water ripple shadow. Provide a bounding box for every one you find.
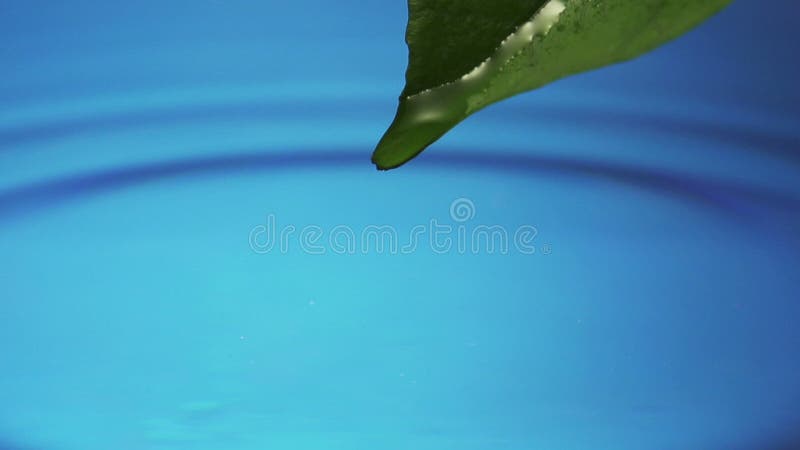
[1,100,798,167]
[516,105,800,164]
[1,149,798,225]
[0,101,379,149]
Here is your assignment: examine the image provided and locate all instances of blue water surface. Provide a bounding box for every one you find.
[1,1,800,449]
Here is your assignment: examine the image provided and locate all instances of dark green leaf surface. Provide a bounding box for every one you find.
[373,0,732,170]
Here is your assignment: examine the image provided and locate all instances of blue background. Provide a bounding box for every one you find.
[1,1,800,449]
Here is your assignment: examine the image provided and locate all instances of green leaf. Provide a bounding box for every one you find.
[372,0,732,170]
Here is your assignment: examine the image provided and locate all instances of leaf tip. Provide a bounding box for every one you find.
[372,102,465,170]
